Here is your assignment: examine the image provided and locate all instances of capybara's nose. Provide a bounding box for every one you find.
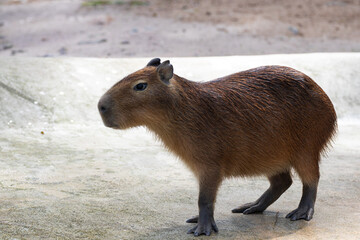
[99,104,107,113]
[98,95,111,115]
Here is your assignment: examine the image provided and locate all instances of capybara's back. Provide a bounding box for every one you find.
[98,59,337,236]
[192,66,337,181]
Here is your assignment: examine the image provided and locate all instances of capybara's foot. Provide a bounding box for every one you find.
[232,201,265,214]
[286,206,314,221]
[286,183,317,221]
[186,215,198,223]
[232,171,293,215]
[187,217,218,236]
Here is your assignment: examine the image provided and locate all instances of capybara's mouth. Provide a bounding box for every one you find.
[99,116,119,129]
[103,121,119,129]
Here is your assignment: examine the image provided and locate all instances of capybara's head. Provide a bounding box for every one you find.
[98,58,174,129]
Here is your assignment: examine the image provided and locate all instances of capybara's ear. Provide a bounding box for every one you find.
[147,58,161,67]
[156,60,173,85]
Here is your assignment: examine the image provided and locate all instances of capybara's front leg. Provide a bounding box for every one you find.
[187,170,222,236]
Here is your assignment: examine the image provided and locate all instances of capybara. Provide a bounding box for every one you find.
[98,58,337,236]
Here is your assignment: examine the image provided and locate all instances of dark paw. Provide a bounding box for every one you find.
[187,218,218,236]
[232,201,265,214]
[186,215,199,223]
[286,207,314,221]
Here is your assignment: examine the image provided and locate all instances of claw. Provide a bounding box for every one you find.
[232,201,258,213]
[286,209,297,218]
[287,207,314,221]
[186,216,199,223]
[187,219,218,236]
[290,214,299,221]
[212,222,219,232]
[233,201,265,215]
[243,205,260,214]
[187,226,197,234]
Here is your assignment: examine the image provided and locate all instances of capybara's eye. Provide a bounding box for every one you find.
[134,82,148,91]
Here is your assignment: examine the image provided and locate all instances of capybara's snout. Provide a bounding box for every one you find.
[98,94,111,114]
[98,94,117,128]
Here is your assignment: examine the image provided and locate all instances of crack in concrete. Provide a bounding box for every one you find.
[0,80,48,110]
[273,211,279,229]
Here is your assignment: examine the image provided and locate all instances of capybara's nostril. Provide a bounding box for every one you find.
[98,96,111,114]
[99,104,107,113]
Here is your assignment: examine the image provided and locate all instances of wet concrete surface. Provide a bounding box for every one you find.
[0,54,359,239]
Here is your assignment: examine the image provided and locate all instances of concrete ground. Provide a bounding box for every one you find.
[0,54,359,239]
[1,0,360,58]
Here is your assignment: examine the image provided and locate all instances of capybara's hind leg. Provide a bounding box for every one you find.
[286,183,318,221]
[232,171,292,214]
[287,154,320,221]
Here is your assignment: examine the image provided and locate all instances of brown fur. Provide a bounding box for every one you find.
[98,60,337,235]
[100,64,336,183]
